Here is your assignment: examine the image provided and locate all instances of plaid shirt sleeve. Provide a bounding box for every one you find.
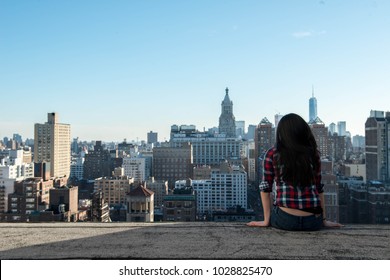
[259,148,275,193]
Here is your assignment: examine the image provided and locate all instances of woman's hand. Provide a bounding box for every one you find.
[246,220,270,227]
[323,219,343,228]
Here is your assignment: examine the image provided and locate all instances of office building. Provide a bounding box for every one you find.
[71,138,79,154]
[122,156,146,183]
[0,150,34,213]
[12,134,22,144]
[309,117,329,158]
[337,121,347,137]
[144,177,168,209]
[328,134,347,162]
[83,141,112,180]
[322,173,340,223]
[352,135,365,149]
[48,186,79,221]
[365,110,390,182]
[94,176,134,206]
[235,121,245,138]
[246,124,256,140]
[170,90,243,166]
[163,184,197,222]
[147,131,158,145]
[1,177,53,222]
[309,89,317,122]
[34,113,71,179]
[254,117,275,183]
[118,141,137,157]
[255,117,274,157]
[176,162,247,217]
[153,142,193,188]
[193,165,212,180]
[329,123,336,135]
[70,157,84,181]
[170,125,243,166]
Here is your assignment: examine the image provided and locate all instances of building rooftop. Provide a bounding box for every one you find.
[0,223,389,260]
[129,186,154,197]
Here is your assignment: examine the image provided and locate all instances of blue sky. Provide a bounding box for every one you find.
[1,0,389,142]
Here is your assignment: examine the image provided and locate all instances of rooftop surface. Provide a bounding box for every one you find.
[0,223,389,260]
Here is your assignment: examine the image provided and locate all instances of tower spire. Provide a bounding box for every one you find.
[312,85,314,97]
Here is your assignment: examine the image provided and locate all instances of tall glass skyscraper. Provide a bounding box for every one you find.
[309,87,317,121]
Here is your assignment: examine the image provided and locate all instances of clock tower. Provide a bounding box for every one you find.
[218,87,236,137]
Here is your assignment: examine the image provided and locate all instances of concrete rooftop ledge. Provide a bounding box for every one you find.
[0,223,389,260]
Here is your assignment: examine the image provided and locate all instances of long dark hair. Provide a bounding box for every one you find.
[275,113,320,188]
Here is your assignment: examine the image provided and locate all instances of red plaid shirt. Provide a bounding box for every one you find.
[259,147,323,211]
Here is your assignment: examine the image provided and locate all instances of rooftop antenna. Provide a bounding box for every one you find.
[312,85,315,97]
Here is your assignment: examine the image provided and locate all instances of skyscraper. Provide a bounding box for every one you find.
[34,113,71,179]
[147,131,158,145]
[235,120,245,138]
[254,117,275,184]
[219,87,236,138]
[337,121,347,137]
[308,117,329,158]
[309,87,317,122]
[365,110,390,182]
[329,123,336,135]
[83,141,112,180]
[274,114,283,130]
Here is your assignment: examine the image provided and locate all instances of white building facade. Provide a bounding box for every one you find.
[122,157,146,183]
[175,165,247,216]
[0,149,34,212]
[170,127,243,166]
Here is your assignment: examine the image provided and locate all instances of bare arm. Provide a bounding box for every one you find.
[247,192,271,227]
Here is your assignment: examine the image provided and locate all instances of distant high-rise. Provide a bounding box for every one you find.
[122,157,146,183]
[147,131,158,145]
[219,87,236,138]
[153,143,193,189]
[83,141,112,180]
[246,125,256,140]
[329,123,336,135]
[274,114,283,130]
[337,121,347,137]
[308,117,329,158]
[34,113,71,179]
[254,117,275,184]
[365,110,390,182]
[235,121,245,138]
[12,133,22,144]
[352,135,365,148]
[309,87,317,122]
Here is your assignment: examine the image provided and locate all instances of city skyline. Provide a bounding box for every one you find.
[1,0,389,141]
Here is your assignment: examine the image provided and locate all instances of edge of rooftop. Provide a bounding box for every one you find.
[0,222,389,260]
